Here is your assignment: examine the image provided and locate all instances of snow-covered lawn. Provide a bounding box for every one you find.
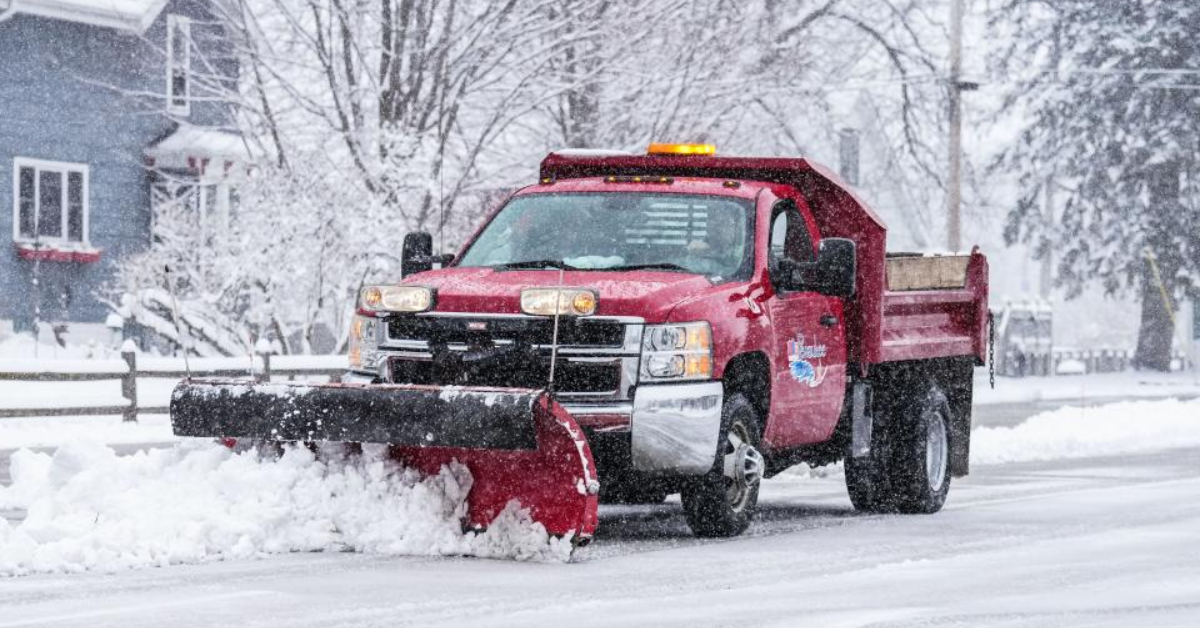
[0,333,116,362]
[0,351,347,452]
[0,413,174,450]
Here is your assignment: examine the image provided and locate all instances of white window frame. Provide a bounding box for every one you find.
[12,157,91,246]
[166,14,191,116]
[151,176,233,233]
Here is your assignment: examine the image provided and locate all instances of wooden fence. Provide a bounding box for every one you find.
[0,352,347,421]
[1051,348,1191,375]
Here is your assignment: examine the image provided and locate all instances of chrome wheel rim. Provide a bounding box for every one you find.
[926,411,948,492]
[722,421,764,511]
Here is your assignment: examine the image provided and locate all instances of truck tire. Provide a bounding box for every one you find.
[845,383,952,514]
[844,442,889,512]
[681,393,764,537]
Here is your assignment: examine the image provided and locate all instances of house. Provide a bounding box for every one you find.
[0,0,244,346]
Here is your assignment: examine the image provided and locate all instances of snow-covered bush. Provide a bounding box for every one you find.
[112,153,408,356]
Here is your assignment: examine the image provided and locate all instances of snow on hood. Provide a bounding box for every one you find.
[406,267,718,322]
[0,440,573,576]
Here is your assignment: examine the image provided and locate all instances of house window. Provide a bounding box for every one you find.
[13,158,89,245]
[167,14,191,115]
[151,178,233,231]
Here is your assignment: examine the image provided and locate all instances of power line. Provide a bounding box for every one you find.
[1053,68,1200,76]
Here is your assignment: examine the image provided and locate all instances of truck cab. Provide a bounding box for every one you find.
[348,145,989,537]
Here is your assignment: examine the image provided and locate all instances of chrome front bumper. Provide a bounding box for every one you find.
[629,381,723,475]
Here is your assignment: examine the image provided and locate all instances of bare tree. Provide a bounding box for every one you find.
[113,0,951,355]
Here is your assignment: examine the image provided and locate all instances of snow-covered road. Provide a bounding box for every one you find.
[1,399,1199,627]
[1,448,1197,627]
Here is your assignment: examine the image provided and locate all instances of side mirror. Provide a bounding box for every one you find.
[401,232,434,278]
[813,238,857,298]
[776,238,857,298]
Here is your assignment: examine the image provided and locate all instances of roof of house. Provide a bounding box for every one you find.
[6,0,173,34]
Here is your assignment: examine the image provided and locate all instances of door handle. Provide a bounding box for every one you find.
[819,314,838,327]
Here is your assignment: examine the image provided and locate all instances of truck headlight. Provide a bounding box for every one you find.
[641,322,712,380]
[358,285,434,314]
[348,314,380,371]
[520,288,597,316]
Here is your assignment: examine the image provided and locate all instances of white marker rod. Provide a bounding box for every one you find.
[547,267,565,393]
[164,265,193,380]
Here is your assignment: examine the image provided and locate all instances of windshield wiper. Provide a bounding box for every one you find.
[491,259,580,271]
[601,263,693,273]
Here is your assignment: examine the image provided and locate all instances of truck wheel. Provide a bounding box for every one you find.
[845,442,890,512]
[681,394,764,537]
[891,385,952,513]
[845,383,952,514]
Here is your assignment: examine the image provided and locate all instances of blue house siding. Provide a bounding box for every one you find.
[0,0,235,329]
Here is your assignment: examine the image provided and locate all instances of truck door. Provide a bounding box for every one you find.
[763,201,848,448]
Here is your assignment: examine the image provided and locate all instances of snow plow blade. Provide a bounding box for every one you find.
[170,380,599,543]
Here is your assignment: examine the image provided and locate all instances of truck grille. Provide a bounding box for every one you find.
[390,357,622,394]
[387,316,626,348]
[383,315,635,398]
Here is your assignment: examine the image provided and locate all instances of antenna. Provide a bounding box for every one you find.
[164,265,193,379]
[547,267,565,395]
[437,96,446,261]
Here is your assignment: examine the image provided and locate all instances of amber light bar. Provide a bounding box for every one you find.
[647,143,716,156]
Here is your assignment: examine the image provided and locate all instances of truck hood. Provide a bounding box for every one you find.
[401,267,718,323]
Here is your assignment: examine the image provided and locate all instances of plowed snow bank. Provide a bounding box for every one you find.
[972,398,1200,464]
[774,397,1200,481]
[0,440,571,576]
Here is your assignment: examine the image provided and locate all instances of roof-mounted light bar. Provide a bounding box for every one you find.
[647,143,716,156]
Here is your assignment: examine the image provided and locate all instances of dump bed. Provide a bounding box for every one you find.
[880,251,989,365]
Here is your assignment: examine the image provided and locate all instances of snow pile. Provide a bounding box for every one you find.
[972,398,1200,464]
[771,398,1200,477]
[0,440,573,576]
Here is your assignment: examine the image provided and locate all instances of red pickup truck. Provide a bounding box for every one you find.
[346,144,990,537]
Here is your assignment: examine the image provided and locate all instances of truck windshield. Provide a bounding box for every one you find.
[456,192,755,279]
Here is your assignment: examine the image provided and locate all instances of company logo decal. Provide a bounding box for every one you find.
[787,334,828,387]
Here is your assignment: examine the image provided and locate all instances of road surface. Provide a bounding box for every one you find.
[1,400,1198,627]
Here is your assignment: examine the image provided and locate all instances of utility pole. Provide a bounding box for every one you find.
[1040,176,1054,300]
[838,127,860,186]
[946,0,964,252]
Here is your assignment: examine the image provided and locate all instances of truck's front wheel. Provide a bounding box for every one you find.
[681,394,764,537]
